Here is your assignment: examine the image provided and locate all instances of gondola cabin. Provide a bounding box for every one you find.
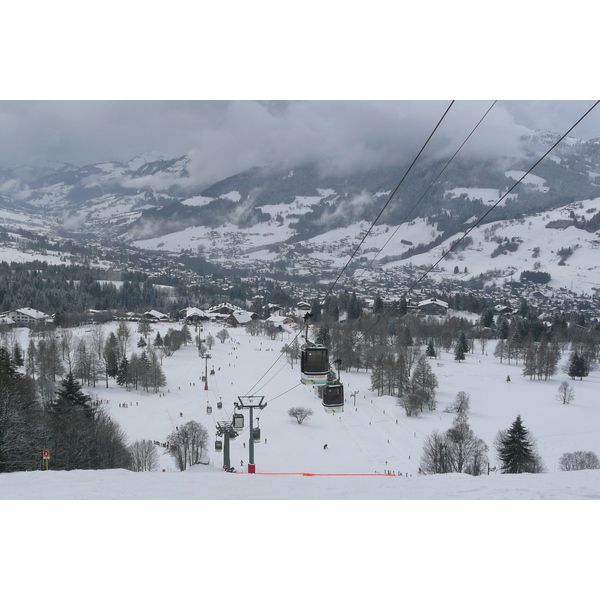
[300,346,329,385]
[206,404,212,415]
[252,428,261,443]
[233,412,244,431]
[215,440,223,452]
[217,401,223,410]
[322,383,344,414]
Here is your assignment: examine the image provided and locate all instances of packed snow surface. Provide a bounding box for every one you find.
[4,318,600,500]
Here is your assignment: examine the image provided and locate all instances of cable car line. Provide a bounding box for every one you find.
[242,101,457,399]
[404,99,600,298]
[320,100,455,301]
[354,100,497,279]
[352,99,600,346]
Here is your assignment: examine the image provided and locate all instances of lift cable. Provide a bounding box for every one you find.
[353,99,600,345]
[354,100,497,279]
[403,99,600,298]
[321,100,455,300]
[243,101,456,396]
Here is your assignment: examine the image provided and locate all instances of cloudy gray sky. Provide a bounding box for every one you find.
[1,100,599,189]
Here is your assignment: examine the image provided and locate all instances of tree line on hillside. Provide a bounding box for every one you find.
[0,321,197,473]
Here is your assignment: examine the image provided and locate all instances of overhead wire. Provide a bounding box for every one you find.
[403,99,600,298]
[354,100,497,278]
[242,100,457,400]
[353,99,600,345]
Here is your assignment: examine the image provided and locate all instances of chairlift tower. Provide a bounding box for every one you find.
[201,352,212,390]
[216,421,239,470]
[236,396,267,474]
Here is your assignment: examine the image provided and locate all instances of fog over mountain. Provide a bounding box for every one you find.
[2,101,599,191]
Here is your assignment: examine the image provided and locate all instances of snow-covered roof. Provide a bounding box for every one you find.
[16,307,50,320]
[227,310,256,325]
[185,307,208,318]
[417,298,448,309]
[144,310,169,320]
[207,302,243,315]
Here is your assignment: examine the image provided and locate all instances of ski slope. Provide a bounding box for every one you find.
[4,317,600,499]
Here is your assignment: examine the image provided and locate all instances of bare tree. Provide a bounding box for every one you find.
[558,450,600,471]
[116,321,132,357]
[167,421,209,471]
[420,415,488,475]
[288,407,314,424]
[420,429,450,474]
[128,440,159,472]
[205,333,215,350]
[556,381,575,405]
[216,328,230,344]
[445,391,470,414]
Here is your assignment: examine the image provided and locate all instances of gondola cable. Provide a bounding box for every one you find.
[243,101,457,397]
[354,100,497,279]
[352,99,600,346]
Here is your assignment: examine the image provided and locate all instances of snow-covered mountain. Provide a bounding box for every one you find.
[3,129,600,295]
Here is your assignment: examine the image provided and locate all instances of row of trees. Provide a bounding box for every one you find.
[0,348,131,473]
[421,411,600,475]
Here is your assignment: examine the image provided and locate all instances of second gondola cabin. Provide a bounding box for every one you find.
[300,346,329,385]
[322,383,344,414]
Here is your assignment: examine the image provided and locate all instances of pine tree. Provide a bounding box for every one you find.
[373,294,384,314]
[12,343,24,367]
[457,331,469,354]
[454,343,465,362]
[50,372,93,419]
[494,415,544,474]
[426,340,436,358]
[567,351,588,380]
[116,356,130,388]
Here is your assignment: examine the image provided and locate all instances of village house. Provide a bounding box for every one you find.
[417,298,449,315]
[0,307,51,327]
[207,302,244,319]
[142,310,170,322]
[183,307,209,324]
[226,310,259,326]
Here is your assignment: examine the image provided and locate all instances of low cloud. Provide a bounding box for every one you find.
[2,100,599,192]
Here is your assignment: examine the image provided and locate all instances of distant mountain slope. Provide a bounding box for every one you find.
[3,130,600,290]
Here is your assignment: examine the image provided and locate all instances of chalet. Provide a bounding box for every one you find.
[207,302,243,318]
[267,303,285,316]
[0,307,51,327]
[417,298,448,315]
[0,316,15,328]
[297,301,311,311]
[226,310,259,326]
[184,307,209,323]
[266,315,295,326]
[142,310,170,322]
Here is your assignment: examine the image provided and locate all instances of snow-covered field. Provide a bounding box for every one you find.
[4,319,600,500]
[4,282,599,596]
